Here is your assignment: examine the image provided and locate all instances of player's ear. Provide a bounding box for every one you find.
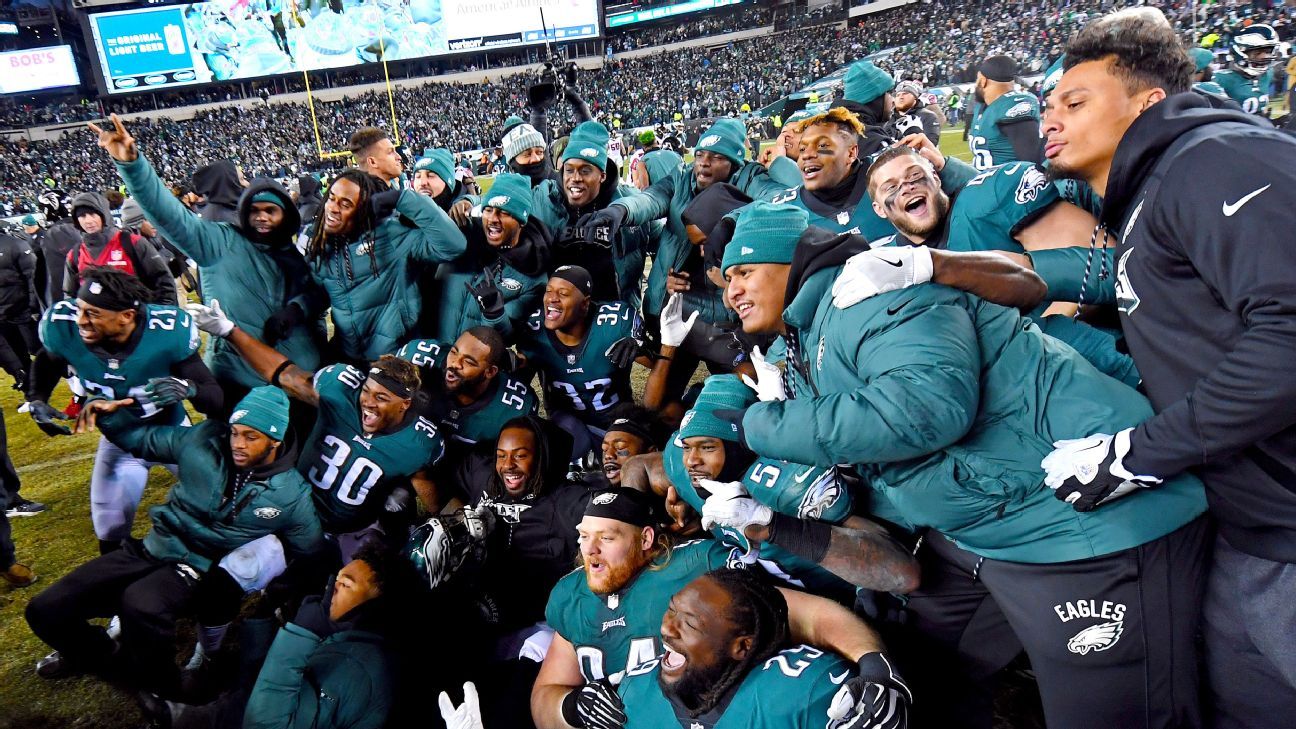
[729,633,754,662]
[639,525,655,551]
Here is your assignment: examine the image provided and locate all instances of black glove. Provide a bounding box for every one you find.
[711,408,748,449]
[561,679,627,729]
[262,303,305,346]
[604,336,644,369]
[563,62,578,88]
[528,80,559,108]
[828,652,912,729]
[29,399,72,436]
[137,377,197,410]
[574,205,627,248]
[370,189,402,220]
[466,270,505,320]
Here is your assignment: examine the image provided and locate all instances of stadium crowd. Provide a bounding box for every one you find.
[0,2,1295,729]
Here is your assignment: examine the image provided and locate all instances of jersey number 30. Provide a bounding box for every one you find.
[309,435,384,505]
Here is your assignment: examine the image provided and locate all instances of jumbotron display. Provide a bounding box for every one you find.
[605,0,745,28]
[86,0,600,94]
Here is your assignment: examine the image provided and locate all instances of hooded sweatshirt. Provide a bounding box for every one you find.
[191,160,244,226]
[63,190,177,304]
[296,174,323,224]
[115,154,324,388]
[1096,93,1296,563]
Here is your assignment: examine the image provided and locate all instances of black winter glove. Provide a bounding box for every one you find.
[574,205,627,248]
[137,377,197,410]
[262,303,305,346]
[827,652,912,729]
[29,399,72,436]
[466,270,506,320]
[603,335,644,369]
[561,679,627,729]
[527,80,559,109]
[370,189,403,220]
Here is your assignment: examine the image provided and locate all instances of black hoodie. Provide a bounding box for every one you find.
[296,174,323,224]
[192,160,244,226]
[1099,93,1296,563]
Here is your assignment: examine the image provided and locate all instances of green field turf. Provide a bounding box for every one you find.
[0,129,983,728]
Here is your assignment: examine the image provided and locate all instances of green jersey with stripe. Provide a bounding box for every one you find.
[303,364,446,533]
[969,91,1041,170]
[39,299,198,425]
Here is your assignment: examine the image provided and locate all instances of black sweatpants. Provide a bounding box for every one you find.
[0,319,37,384]
[886,517,1209,729]
[25,540,241,697]
[0,407,16,570]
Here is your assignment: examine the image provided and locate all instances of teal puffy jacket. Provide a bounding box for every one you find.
[306,190,466,361]
[116,156,324,388]
[743,265,1206,564]
[99,410,324,573]
[615,157,801,322]
[430,217,549,341]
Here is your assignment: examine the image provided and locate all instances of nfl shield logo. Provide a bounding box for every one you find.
[567,354,577,364]
[108,359,120,370]
[836,210,850,225]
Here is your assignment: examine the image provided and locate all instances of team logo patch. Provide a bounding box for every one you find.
[816,336,825,370]
[592,492,618,505]
[680,410,696,429]
[230,409,249,422]
[499,277,523,292]
[836,210,851,225]
[797,467,844,520]
[89,281,103,295]
[699,134,722,147]
[1067,620,1124,655]
[253,507,281,519]
[600,616,626,632]
[580,147,600,158]
[740,246,754,255]
[1005,101,1034,118]
[1044,67,1063,90]
[567,354,577,365]
[487,195,510,208]
[1014,166,1049,205]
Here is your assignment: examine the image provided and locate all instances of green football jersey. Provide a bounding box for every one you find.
[618,644,851,729]
[545,539,738,682]
[943,162,1060,253]
[518,302,639,430]
[662,438,857,602]
[969,91,1041,170]
[770,175,896,243]
[393,338,538,447]
[302,364,447,533]
[1214,68,1273,115]
[39,299,199,425]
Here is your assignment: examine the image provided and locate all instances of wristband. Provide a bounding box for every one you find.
[560,687,583,728]
[766,512,832,563]
[270,360,293,387]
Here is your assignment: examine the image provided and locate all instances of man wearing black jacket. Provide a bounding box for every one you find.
[1041,9,1296,725]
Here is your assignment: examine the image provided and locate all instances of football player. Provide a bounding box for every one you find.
[969,55,1044,169]
[533,489,910,729]
[1214,23,1279,115]
[187,299,446,552]
[26,267,222,554]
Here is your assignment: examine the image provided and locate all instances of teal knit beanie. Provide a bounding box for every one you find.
[696,118,748,165]
[1189,47,1215,73]
[414,148,456,186]
[678,375,758,443]
[843,60,895,105]
[230,386,290,440]
[483,173,533,224]
[561,121,610,172]
[721,202,807,272]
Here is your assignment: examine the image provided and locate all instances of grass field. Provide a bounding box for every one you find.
[0,130,973,728]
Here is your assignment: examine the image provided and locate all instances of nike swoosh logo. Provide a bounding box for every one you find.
[881,258,904,268]
[830,670,850,685]
[793,467,817,483]
[886,297,915,316]
[1223,184,1271,216]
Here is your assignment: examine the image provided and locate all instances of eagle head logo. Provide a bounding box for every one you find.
[1067,620,1124,655]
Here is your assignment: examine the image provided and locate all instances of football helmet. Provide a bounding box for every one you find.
[1231,24,1279,77]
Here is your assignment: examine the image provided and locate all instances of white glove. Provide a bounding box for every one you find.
[1041,428,1163,512]
[438,682,484,729]
[831,246,934,309]
[184,298,235,337]
[740,346,786,402]
[659,292,700,348]
[384,486,412,513]
[699,479,772,535]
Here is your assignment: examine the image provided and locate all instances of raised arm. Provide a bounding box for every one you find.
[395,190,468,264]
[186,300,319,406]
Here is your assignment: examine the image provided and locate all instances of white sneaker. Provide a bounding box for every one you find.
[17,402,29,413]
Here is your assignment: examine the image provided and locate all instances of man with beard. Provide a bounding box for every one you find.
[301,168,466,363]
[590,413,658,489]
[840,147,1136,386]
[27,268,222,554]
[434,173,550,340]
[1037,10,1296,722]
[969,55,1043,170]
[26,386,323,700]
[395,327,538,461]
[721,201,1209,729]
[516,266,656,460]
[770,108,974,242]
[579,119,798,404]
[61,189,176,305]
[532,121,655,306]
[95,114,324,401]
[620,375,917,600]
[538,529,910,729]
[187,300,448,551]
[887,81,941,146]
[412,149,476,225]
